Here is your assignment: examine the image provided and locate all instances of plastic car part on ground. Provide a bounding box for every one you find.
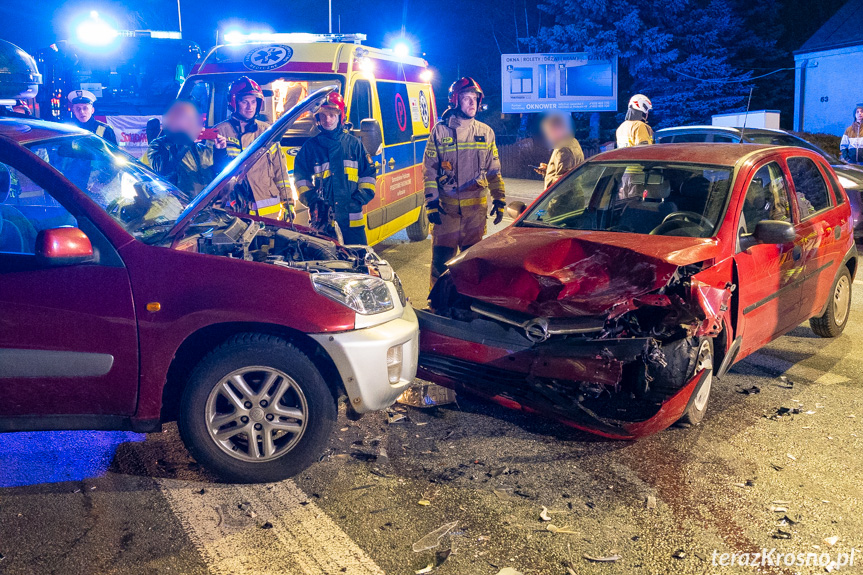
[397,383,457,407]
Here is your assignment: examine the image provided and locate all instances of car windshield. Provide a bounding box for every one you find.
[521,161,734,238]
[25,135,189,244]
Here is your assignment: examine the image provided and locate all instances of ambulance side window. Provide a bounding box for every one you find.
[376,81,414,145]
[349,80,373,127]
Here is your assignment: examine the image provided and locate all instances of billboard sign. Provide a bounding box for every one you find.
[501,53,617,113]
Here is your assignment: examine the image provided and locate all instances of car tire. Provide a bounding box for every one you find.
[676,338,714,427]
[178,333,336,483]
[810,267,852,338]
[406,204,430,242]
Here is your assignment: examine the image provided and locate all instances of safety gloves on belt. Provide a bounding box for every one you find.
[490,199,506,225]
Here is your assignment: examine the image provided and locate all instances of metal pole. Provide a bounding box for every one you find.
[328,0,332,33]
[177,0,183,36]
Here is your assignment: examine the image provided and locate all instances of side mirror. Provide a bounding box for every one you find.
[36,227,94,267]
[506,201,526,219]
[359,119,383,157]
[739,220,795,251]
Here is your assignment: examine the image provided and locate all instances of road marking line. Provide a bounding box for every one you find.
[158,478,385,575]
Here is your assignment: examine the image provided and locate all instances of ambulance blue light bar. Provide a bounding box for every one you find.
[222,32,367,45]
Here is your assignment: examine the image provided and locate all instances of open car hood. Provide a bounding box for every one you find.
[167,85,338,239]
[446,226,722,317]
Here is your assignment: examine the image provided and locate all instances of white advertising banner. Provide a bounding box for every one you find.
[105,115,160,158]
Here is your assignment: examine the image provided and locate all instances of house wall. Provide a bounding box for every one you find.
[795,45,863,134]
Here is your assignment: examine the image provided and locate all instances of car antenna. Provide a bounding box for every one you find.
[739,86,754,143]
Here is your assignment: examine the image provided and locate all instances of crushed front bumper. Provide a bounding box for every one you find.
[311,305,419,413]
[416,308,702,439]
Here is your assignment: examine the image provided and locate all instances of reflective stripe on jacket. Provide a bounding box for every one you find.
[293,128,376,222]
[214,117,291,218]
[616,120,654,148]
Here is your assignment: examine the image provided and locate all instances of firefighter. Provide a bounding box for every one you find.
[142,99,228,200]
[214,76,294,221]
[616,94,654,148]
[67,90,117,145]
[293,91,376,244]
[423,77,505,289]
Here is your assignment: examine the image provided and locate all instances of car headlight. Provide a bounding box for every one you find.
[312,273,394,315]
[837,175,860,189]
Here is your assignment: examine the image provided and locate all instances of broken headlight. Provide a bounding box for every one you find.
[312,273,394,315]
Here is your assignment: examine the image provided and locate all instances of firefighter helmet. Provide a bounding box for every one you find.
[448,77,484,108]
[228,76,264,112]
[314,91,346,123]
[628,94,653,114]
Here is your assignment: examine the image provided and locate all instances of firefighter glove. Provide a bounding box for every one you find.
[283,201,296,223]
[427,199,444,226]
[490,199,506,225]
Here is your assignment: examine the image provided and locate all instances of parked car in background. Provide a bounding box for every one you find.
[417,144,857,439]
[656,126,863,241]
[0,87,418,482]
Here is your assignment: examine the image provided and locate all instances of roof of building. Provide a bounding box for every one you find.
[797,0,863,54]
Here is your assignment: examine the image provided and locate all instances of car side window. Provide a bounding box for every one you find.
[349,79,373,128]
[711,134,737,143]
[740,162,791,234]
[0,161,78,255]
[823,169,846,205]
[672,133,710,143]
[787,156,832,217]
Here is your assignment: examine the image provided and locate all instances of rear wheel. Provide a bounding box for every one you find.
[178,333,336,483]
[810,267,852,338]
[406,204,430,242]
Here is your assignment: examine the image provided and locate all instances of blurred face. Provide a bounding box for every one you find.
[541,115,571,146]
[164,101,203,140]
[236,94,259,121]
[72,103,94,123]
[317,108,340,131]
[458,91,478,118]
[856,108,863,122]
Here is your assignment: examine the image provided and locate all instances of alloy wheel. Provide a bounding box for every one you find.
[692,339,713,412]
[833,275,851,326]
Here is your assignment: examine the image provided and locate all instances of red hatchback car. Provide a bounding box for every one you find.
[417,144,857,438]
[0,88,418,482]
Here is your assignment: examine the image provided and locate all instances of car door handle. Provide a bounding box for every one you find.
[792,245,802,261]
[374,161,382,173]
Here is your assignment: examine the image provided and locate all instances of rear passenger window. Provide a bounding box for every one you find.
[672,133,710,143]
[787,157,832,217]
[375,81,414,145]
[711,134,737,143]
[823,170,846,205]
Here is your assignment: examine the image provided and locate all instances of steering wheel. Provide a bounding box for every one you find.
[649,211,713,236]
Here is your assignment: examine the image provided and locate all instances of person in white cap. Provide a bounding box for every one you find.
[67,89,117,145]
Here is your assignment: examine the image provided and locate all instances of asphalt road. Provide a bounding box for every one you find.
[1,180,862,575]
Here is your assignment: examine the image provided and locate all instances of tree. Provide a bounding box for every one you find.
[531,0,754,128]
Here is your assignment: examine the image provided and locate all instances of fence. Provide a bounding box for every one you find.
[498,137,611,180]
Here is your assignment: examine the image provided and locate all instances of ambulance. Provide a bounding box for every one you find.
[177,33,436,244]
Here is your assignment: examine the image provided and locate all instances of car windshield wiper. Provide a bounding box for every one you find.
[518,219,558,228]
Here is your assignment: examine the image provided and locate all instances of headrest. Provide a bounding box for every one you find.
[681,175,710,198]
[643,180,671,200]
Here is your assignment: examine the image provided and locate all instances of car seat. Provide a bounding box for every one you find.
[0,166,38,253]
[616,180,677,234]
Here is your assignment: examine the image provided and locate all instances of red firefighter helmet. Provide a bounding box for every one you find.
[315,91,346,123]
[448,77,484,108]
[228,76,264,112]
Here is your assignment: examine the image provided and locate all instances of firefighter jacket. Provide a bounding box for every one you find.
[616,120,654,148]
[293,127,376,227]
[841,119,863,164]
[544,137,584,189]
[141,133,228,200]
[422,111,505,248]
[214,116,292,219]
[73,117,117,146]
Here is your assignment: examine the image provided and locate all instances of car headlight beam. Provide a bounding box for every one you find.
[312,273,394,315]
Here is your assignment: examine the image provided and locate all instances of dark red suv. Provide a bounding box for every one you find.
[418,144,857,438]
[0,88,418,482]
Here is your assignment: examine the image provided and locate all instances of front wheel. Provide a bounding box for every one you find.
[178,333,336,483]
[810,267,852,338]
[677,338,713,426]
[406,204,430,242]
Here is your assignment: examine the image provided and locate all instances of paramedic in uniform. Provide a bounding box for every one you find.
[423,77,505,289]
[67,90,117,145]
[214,76,294,221]
[293,91,376,244]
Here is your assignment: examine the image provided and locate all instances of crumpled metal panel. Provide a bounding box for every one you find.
[447,227,720,318]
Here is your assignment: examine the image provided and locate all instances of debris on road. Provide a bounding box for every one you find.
[769,505,788,513]
[778,376,794,388]
[435,548,452,566]
[786,453,797,461]
[387,410,407,424]
[398,383,457,407]
[547,524,578,535]
[773,529,792,539]
[418,499,431,506]
[583,553,621,562]
[825,536,839,546]
[646,495,657,509]
[412,521,459,552]
[415,562,434,574]
[738,385,761,395]
[261,521,273,529]
[494,569,523,575]
[539,506,552,521]
[672,549,686,559]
